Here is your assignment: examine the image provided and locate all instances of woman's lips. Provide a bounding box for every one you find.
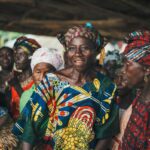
[73,58,84,63]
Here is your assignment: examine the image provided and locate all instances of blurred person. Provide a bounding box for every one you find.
[11,36,41,120]
[111,30,150,150]
[0,106,18,150]
[0,47,15,112]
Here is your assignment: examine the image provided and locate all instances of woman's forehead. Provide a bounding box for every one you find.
[0,48,12,54]
[14,47,28,54]
[69,37,94,46]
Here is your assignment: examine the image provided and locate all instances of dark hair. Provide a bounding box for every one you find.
[0,46,13,53]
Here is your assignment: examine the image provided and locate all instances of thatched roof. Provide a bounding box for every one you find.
[0,0,150,39]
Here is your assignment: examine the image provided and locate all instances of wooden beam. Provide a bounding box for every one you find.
[0,0,33,5]
[120,0,150,14]
[1,19,149,39]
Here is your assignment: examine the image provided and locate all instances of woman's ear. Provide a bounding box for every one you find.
[145,67,150,76]
[144,67,150,83]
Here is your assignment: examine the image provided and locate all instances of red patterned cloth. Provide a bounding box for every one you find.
[124,30,150,66]
[10,80,34,120]
[119,98,150,150]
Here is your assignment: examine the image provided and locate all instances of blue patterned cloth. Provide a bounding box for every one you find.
[12,72,119,149]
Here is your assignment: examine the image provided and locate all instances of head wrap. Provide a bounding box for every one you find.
[57,23,103,51]
[31,47,63,71]
[124,30,150,66]
[0,46,13,52]
[13,36,41,56]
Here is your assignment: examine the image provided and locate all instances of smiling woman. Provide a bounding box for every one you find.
[12,24,119,150]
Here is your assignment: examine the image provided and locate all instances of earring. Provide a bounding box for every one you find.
[144,75,148,83]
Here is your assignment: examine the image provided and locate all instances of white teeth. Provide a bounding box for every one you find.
[75,61,83,63]
[74,60,83,62]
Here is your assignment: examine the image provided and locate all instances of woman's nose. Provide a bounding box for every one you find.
[39,73,45,81]
[74,47,82,56]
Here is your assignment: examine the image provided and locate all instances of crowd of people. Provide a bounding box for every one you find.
[0,24,149,150]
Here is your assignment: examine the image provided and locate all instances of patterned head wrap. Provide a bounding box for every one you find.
[57,23,103,51]
[13,36,41,56]
[124,30,150,66]
[31,47,63,71]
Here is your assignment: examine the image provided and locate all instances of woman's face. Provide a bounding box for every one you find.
[115,60,145,91]
[32,62,56,86]
[14,48,29,70]
[66,37,97,71]
[0,48,14,69]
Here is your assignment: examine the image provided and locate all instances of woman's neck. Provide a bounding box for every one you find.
[57,66,97,86]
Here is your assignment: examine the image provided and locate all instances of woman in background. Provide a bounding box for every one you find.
[111,30,150,150]
[0,47,14,110]
[11,36,41,120]
[20,47,63,112]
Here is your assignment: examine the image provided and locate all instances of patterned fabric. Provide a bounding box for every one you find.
[124,30,150,66]
[12,72,119,149]
[31,47,63,71]
[20,84,35,113]
[13,36,41,56]
[11,79,34,120]
[120,98,150,150]
[58,23,102,51]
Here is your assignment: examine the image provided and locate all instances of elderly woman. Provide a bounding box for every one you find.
[12,25,119,150]
[20,47,63,112]
[112,30,150,150]
[11,36,41,120]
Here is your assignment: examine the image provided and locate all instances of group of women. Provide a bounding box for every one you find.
[0,24,149,150]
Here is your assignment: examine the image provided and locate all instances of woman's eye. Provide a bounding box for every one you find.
[36,71,40,74]
[80,46,89,51]
[68,47,76,51]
